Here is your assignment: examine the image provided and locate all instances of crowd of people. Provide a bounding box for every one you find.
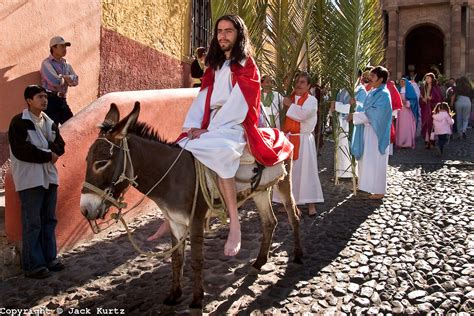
[147,15,402,258]
[7,14,474,280]
[393,73,473,155]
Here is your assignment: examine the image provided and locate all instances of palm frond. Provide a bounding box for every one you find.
[309,0,384,191]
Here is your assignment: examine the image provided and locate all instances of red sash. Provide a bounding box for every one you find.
[177,57,293,166]
[387,81,402,144]
[282,92,309,160]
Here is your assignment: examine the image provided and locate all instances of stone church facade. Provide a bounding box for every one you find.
[382,0,474,81]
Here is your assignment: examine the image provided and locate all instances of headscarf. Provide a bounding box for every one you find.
[351,84,392,159]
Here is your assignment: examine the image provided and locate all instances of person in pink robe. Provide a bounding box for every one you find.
[396,78,418,149]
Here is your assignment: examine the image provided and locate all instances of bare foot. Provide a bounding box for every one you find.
[368,194,384,200]
[224,223,241,256]
[308,203,317,216]
[291,206,302,217]
[147,221,171,241]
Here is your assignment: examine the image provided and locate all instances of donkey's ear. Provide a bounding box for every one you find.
[104,103,120,125]
[112,101,140,139]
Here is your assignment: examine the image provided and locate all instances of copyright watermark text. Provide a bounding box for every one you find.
[0,307,126,315]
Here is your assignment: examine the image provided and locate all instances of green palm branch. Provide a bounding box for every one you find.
[309,0,384,193]
[262,0,316,127]
[210,1,384,195]
[211,0,315,128]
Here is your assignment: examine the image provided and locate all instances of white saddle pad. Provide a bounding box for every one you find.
[240,146,255,165]
[203,150,286,200]
[204,161,285,199]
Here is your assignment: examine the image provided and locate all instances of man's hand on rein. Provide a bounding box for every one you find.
[188,128,208,139]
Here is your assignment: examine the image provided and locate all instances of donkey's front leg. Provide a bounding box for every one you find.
[277,159,303,264]
[163,222,186,306]
[252,189,277,271]
[189,207,206,310]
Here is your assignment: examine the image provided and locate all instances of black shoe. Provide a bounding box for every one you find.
[25,267,51,279]
[47,260,65,272]
[462,132,467,139]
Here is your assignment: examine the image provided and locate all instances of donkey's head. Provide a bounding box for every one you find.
[80,102,140,221]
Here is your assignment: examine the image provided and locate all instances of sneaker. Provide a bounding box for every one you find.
[47,260,65,272]
[25,267,51,279]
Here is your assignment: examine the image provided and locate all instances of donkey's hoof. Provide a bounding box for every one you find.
[163,297,179,306]
[249,265,261,275]
[293,256,303,264]
[188,306,203,316]
[163,290,182,306]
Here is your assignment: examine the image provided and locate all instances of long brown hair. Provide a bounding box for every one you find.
[423,72,437,97]
[423,72,438,86]
[205,15,253,70]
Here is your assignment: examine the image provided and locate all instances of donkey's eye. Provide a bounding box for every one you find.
[93,160,111,171]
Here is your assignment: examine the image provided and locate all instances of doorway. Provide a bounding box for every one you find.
[405,25,444,80]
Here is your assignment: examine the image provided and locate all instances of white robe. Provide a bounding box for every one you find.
[353,112,389,194]
[178,60,248,179]
[261,91,283,128]
[334,101,359,178]
[273,95,324,204]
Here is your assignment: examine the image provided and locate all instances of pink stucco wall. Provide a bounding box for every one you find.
[99,27,191,96]
[5,88,198,250]
[0,0,101,133]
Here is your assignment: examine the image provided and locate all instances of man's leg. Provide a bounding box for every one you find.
[41,185,58,266]
[307,203,317,216]
[217,177,241,256]
[58,99,73,125]
[19,187,47,273]
[45,95,62,126]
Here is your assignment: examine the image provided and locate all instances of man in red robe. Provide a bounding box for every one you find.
[148,15,293,256]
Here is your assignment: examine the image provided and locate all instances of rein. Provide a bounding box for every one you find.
[82,137,193,258]
[83,137,137,209]
[82,137,138,233]
[112,158,200,258]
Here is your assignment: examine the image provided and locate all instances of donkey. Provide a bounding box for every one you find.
[80,102,303,309]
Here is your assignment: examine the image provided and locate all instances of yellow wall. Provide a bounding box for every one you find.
[101,0,191,61]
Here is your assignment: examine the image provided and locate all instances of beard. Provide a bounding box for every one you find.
[219,41,233,52]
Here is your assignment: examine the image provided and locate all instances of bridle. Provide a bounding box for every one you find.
[82,135,188,234]
[82,136,137,233]
[81,134,221,258]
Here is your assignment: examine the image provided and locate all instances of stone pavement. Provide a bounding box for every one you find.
[0,130,472,315]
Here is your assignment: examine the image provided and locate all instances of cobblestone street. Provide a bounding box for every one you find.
[0,130,472,315]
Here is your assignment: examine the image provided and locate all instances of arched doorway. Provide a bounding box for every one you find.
[405,25,444,80]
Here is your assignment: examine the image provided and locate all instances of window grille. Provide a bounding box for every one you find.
[191,0,212,56]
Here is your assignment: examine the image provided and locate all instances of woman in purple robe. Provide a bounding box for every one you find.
[419,73,442,148]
